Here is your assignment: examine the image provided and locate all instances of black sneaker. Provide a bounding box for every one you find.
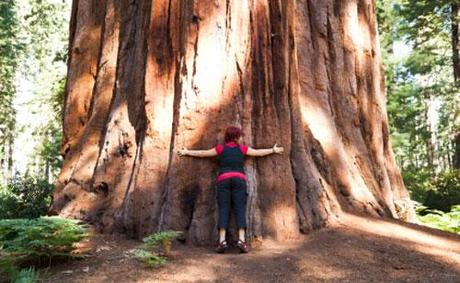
[216,240,228,253]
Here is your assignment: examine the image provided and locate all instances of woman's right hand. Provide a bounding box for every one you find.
[178,148,188,156]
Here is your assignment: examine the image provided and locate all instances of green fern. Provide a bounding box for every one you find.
[130,249,167,267]
[142,231,182,249]
[0,217,88,282]
[417,204,460,234]
[12,268,36,283]
[130,230,182,268]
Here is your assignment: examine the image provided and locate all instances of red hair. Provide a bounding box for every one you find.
[224,126,243,143]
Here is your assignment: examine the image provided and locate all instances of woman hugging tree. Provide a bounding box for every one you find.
[178,126,284,253]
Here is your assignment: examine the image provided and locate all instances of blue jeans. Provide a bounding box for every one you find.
[216,177,247,229]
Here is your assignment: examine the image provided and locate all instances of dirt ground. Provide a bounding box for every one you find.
[37,213,460,283]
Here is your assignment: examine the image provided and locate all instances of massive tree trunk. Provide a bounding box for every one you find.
[50,0,416,244]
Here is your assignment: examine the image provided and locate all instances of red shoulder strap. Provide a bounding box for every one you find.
[215,144,224,155]
[239,144,248,155]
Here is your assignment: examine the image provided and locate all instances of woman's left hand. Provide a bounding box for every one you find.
[273,143,284,154]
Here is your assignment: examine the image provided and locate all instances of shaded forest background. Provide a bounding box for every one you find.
[0,0,459,231]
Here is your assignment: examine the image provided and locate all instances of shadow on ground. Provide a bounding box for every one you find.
[40,213,460,282]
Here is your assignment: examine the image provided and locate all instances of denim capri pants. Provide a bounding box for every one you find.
[216,177,247,229]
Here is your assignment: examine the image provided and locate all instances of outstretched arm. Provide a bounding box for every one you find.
[246,143,284,157]
[178,148,217,158]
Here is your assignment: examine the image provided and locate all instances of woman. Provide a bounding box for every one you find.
[178,126,284,253]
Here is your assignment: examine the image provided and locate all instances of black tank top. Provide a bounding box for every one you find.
[218,144,245,174]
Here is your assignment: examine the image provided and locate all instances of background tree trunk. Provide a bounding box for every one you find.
[452,2,459,85]
[0,137,13,186]
[50,0,416,244]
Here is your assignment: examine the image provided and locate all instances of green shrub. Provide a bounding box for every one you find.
[424,170,460,212]
[402,167,434,203]
[403,169,460,212]
[0,175,54,219]
[0,216,88,281]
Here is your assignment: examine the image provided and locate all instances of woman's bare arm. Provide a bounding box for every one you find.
[246,144,284,157]
[178,148,217,157]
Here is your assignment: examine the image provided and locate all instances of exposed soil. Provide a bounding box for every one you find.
[37,214,460,282]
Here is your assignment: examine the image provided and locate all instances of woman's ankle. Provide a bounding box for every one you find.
[219,228,226,243]
[238,228,246,242]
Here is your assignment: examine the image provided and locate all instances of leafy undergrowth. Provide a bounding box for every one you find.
[417,204,460,234]
[0,217,89,282]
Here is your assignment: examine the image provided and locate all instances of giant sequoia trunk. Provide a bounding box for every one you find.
[51,0,416,244]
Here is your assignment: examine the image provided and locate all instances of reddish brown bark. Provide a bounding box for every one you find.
[51,0,416,244]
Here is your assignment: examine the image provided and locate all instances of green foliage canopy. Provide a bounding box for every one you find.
[378,0,460,223]
[0,0,23,149]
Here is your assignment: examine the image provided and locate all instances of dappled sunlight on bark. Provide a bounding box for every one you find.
[62,0,106,157]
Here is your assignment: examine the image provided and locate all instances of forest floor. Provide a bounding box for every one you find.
[38,213,460,283]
